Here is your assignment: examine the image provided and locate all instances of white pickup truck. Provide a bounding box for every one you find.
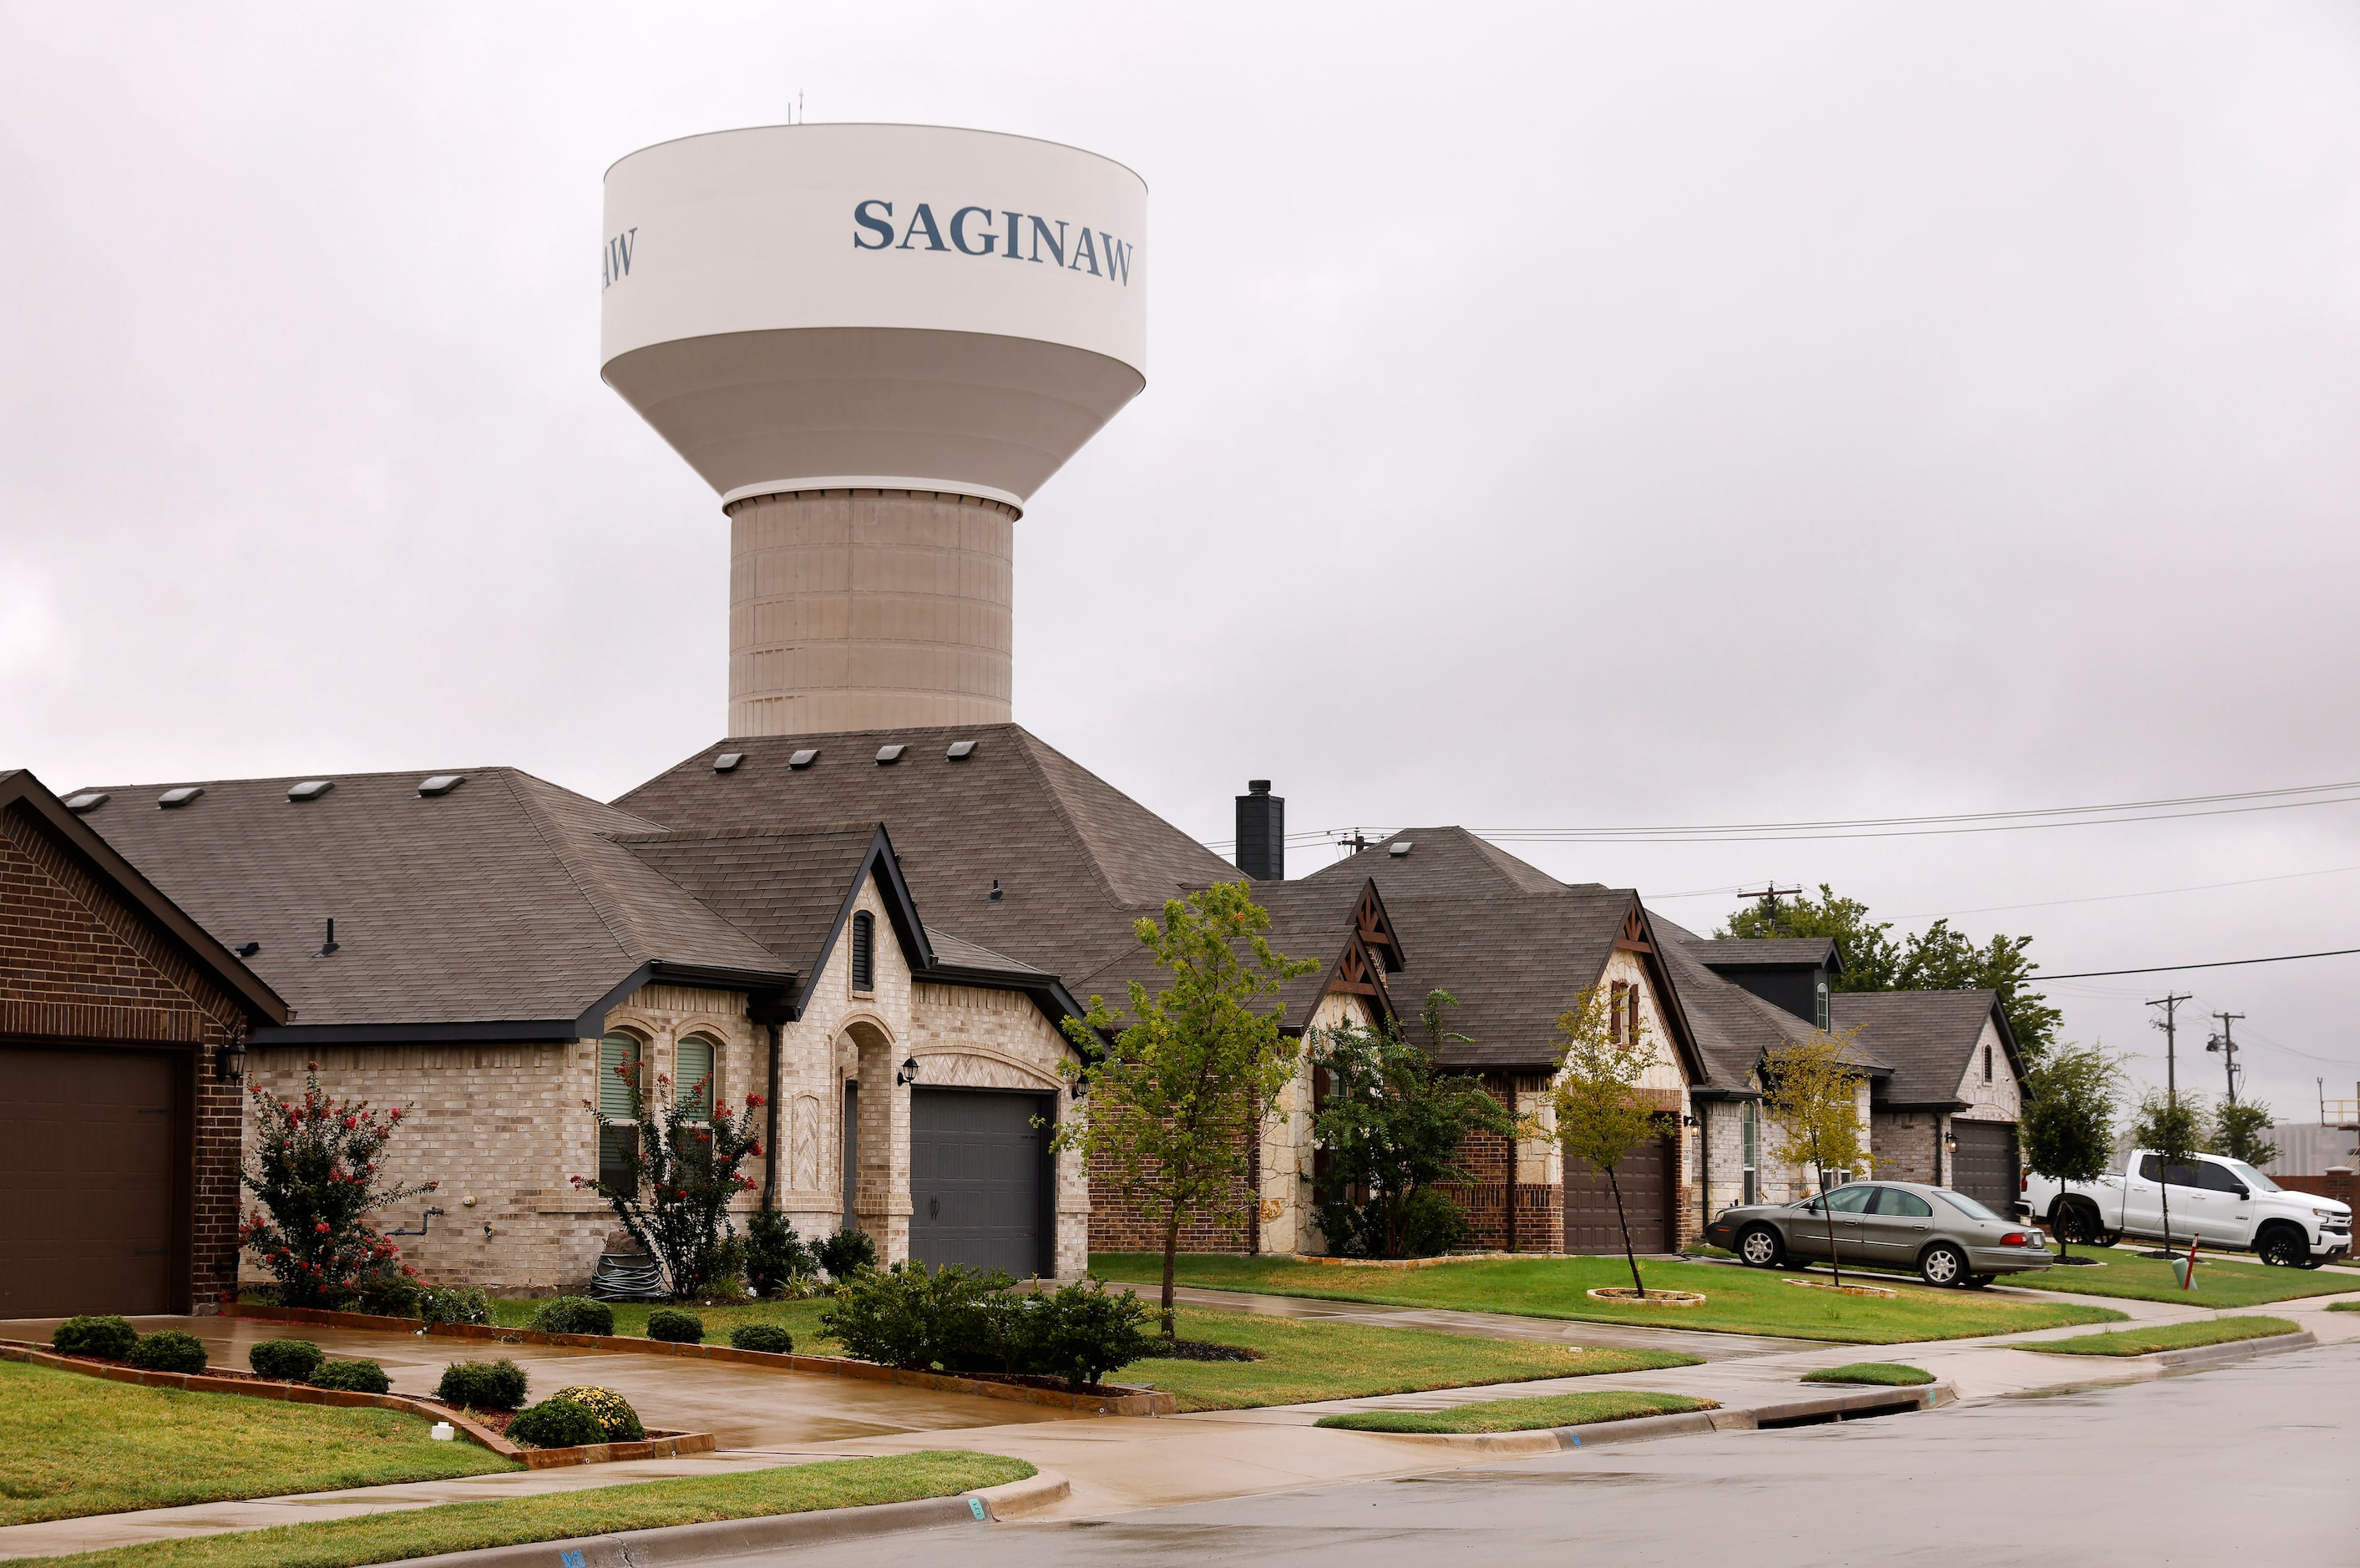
[2020,1148,2351,1267]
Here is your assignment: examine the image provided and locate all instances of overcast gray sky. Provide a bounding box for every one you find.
[5,4,2358,1125]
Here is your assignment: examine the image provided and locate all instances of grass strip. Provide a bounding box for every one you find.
[2018,1315,2301,1357]
[0,1361,517,1527]
[2013,1249,2360,1308]
[1124,1309,1699,1412]
[33,1451,1033,1568]
[2327,1299,2360,1313]
[1089,1253,2125,1345]
[1798,1363,1935,1386]
[1314,1389,1709,1434]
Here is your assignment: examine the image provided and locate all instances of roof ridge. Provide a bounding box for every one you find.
[1010,730,1127,913]
[497,769,641,973]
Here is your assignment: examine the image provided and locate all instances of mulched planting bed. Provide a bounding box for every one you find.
[1150,1338,1262,1362]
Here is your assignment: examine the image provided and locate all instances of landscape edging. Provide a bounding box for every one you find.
[0,1341,715,1470]
[220,1303,1177,1416]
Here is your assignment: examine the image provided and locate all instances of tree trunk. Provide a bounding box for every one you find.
[1821,1167,1842,1287]
[1606,1164,1645,1297]
[1160,1210,1181,1341]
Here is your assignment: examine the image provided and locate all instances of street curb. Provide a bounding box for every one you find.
[1327,1383,1954,1454]
[354,1470,1069,1568]
[2013,1329,2317,1373]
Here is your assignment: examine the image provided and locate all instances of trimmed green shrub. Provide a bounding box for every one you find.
[126,1331,209,1374]
[1006,1279,1157,1388]
[821,1261,1014,1372]
[816,1226,878,1280]
[529,1296,614,1336]
[646,1308,704,1344]
[418,1285,491,1326]
[248,1338,327,1382]
[356,1270,424,1318]
[743,1208,816,1297]
[506,1398,606,1449]
[547,1385,644,1441]
[52,1315,139,1360]
[435,1358,529,1411]
[729,1323,794,1353]
[309,1358,392,1394]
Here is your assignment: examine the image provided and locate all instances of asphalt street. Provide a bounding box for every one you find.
[770,1344,2355,1567]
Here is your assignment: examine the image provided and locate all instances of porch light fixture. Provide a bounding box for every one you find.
[1944,1131,1959,1154]
[216,1026,248,1085]
[1681,1114,1698,1127]
[896,1055,919,1086]
[1071,1074,1088,1101]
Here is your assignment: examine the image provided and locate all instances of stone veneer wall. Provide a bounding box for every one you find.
[2,801,254,1313]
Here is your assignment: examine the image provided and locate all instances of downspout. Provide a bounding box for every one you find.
[1698,1100,1711,1237]
[763,1019,783,1207]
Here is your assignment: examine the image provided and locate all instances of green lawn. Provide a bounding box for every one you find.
[34,1452,1031,1568]
[2018,1248,2360,1308]
[0,1360,518,1527]
[1799,1363,1935,1386]
[1089,1253,2125,1345]
[2018,1315,2302,1357]
[2329,1298,2360,1313]
[1122,1309,1698,1412]
[1314,1389,1709,1434]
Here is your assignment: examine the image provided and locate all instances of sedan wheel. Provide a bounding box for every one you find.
[1738,1227,1784,1269]
[1919,1242,1968,1287]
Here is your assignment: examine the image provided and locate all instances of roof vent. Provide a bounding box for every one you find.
[64,792,108,813]
[417,774,464,797]
[714,752,745,772]
[234,941,261,958]
[1389,841,1413,857]
[989,878,1003,902]
[287,780,333,802]
[875,745,906,765]
[788,749,819,769]
[158,787,204,809]
[946,740,977,760]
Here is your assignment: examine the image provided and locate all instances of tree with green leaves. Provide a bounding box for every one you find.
[1551,986,1669,1297]
[2129,1089,2212,1252]
[2212,1100,2277,1167]
[1053,881,1316,1338]
[1309,989,1522,1259]
[2018,1043,2125,1259]
[1717,886,2059,1063]
[1761,1029,1871,1287]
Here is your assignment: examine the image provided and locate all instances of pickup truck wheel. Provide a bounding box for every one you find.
[1737,1227,1784,1269]
[2256,1227,2307,1268]
[1919,1243,1968,1287]
[2054,1202,2099,1246]
[2093,1229,2122,1248]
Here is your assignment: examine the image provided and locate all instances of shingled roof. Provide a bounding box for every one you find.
[70,767,795,1039]
[1832,989,2016,1108]
[616,725,1238,981]
[1691,937,1843,973]
[1303,825,1568,896]
[1638,917,1894,1094]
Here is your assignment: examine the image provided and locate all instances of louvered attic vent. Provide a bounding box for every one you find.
[158,787,203,808]
[714,752,745,772]
[1389,841,1413,857]
[788,749,819,769]
[875,745,906,765]
[418,774,464,797]
[946,740,976,760]
[287,780,333,802]
[64,792,108,813]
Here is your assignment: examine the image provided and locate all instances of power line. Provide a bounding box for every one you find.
[2040,945,2360,980]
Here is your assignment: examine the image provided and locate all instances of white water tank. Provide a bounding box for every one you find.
[601,124,1147,735]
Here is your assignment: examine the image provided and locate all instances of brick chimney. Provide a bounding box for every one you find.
[1235,780,1284,882]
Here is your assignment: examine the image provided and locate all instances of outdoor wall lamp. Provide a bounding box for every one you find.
[1944,1132,1959,1154]
[215,1027,248,1085]
[1071,1074,1089,1101]
[1681,1114,1699,1127]
[895,1055,920,1086]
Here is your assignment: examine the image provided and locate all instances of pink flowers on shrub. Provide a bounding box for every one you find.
[238,1066,435,1309]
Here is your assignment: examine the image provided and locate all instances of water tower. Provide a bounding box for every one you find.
[600,124,1147,736]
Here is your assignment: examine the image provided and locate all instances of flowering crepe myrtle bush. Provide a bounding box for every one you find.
[573,1069,763,1302]
[240,1064,436,1308]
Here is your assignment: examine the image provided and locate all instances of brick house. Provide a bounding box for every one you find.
[0,770,286,1318]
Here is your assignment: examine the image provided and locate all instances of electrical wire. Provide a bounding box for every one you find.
[2039,946,2360,980]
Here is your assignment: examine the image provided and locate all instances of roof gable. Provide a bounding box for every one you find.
[1831,989,2017,1106]
[1304,826,1567,897]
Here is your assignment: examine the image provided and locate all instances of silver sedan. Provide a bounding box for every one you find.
[1702,1180,2054,1287]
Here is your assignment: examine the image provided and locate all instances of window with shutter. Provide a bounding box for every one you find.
[599,1034,642,1120]
[851,911,875,992]
[676,1036,716,1120]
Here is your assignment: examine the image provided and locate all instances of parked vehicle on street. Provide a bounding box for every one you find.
[1704,1180,2054,1287]
[2020,1149,2352,1267]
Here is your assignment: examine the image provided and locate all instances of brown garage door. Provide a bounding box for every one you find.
[1565,1135,1673,1254]
[0,1045,185,1318]
[1951,1120,2018,1212]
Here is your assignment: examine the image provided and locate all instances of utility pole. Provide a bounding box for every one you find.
[1736,885,1804,932]
[2148,993,2193,1102]
[2206,1010,2245,1106]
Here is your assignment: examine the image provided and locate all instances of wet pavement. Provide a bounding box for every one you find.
[1166,1283,1809,1360]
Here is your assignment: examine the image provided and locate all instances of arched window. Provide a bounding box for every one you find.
[1816,978,1831,1033]
[676,1035,716,1120]
[851,911,875,992]
[597,1033,645,1190]
[1741,1100,1759,1206]
[1983,1044,1993,1083]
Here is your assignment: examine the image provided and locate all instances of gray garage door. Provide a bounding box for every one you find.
[909,1089,1050,1277]
[1951,1120,2018,1211]
[1564,1135,1672,1255]
[0,1045,184,1318]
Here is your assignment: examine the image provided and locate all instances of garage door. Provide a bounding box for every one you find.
[1951,1120,2018,1211]
[909,1089,1050,1277]
[0,1045,185,1318]
[1564,1135,1672,1255]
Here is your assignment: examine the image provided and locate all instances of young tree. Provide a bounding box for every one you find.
[1551,986,1670,1297]
[1054,882,1317,1338]
[575,1064,765,1301]
[241,1065,438,1308]
[2129,1089,2212,1253]
[2018,1043,2125,1260]
[1309,989,1522,1259]
[1761,1030,1871,1287]
[2212,1100,2277,1167]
